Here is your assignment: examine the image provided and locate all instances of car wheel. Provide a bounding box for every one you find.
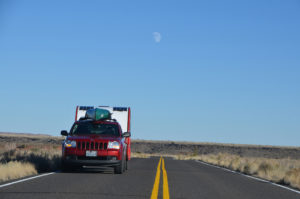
[61,161,70,173]
[114,158,124,174]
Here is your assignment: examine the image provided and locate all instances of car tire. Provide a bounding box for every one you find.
[61,161,70,172]
[61,160,80,172]
[114,158,124,174]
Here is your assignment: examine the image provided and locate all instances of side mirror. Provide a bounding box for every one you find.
[61,130,68,136]
[122,132,131,137]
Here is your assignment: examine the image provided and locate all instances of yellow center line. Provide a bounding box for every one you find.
[162,158,170,199]
[150,157,170,199]
[151,157,162,199]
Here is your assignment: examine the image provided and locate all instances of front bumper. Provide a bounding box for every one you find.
[62,156,121,167]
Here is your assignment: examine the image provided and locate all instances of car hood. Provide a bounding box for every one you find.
[67,134,120,142]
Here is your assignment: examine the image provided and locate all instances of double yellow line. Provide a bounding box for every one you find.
[150,157,170,199]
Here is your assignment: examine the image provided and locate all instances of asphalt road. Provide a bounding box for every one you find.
[0,157,299,199]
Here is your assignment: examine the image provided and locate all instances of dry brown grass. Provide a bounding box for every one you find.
[0,144,61,183]
[131,152,152,158]
[173,153,300,190]
[0,140,61,177]
[285,168,300,189]
[131,152,181,159]
[0,133,63,183]
[0,161,37,182]
[0,148,61,173]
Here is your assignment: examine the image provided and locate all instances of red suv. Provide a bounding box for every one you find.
[61,119,131,174]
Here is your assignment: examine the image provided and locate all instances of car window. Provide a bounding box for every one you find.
[71,123,119,136]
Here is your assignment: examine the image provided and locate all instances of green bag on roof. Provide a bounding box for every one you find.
[85,108,111,120]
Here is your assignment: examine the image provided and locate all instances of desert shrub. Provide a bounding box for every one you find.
[284,168,300,188]
[0,161,37,182]
[229,156,240,170]
[4,143,17,151]
[258,161,273,175]
[0,147,61,173]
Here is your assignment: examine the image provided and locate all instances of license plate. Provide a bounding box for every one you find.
[86,150,97,157]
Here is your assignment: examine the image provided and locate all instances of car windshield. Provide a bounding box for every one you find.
[71,122,120,136]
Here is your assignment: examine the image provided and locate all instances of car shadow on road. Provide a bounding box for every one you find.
[60,166,115,174]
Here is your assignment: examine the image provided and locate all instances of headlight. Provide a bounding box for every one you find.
[108,141,120,149]
[65,140,76,148]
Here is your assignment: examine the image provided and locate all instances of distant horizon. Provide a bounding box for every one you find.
[1,131,299,148]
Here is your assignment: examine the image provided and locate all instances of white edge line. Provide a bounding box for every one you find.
[196,160,300,195]
[0,172,55,188]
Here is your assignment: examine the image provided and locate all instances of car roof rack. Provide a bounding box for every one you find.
[106,119,117,122]
[79,117,116,122]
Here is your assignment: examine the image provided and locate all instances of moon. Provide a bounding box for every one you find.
[153,32,162,43]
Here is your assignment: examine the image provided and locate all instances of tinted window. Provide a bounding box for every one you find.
[71,122,120,136]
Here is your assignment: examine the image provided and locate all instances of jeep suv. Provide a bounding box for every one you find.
[61,119,130,174]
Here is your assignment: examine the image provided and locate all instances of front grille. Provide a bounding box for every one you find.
[91,142,94,150]
[77,141,108,150]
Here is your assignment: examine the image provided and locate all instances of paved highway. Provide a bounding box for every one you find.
[0,157,299,199]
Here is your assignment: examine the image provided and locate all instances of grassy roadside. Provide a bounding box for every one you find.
[0,162,37,182]
[0,142,61,183]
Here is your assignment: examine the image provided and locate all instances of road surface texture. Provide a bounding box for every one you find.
[0,157,299,199]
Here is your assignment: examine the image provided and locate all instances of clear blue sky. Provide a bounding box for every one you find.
[0,0,299,146]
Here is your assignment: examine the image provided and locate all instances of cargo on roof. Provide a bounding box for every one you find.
[85,108,111,121]
[75,106,131,133]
